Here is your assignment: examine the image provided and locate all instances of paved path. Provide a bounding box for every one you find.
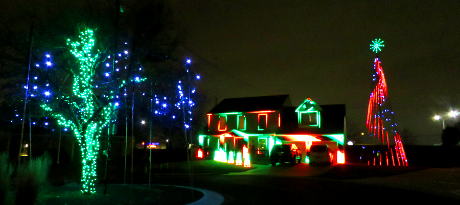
[183,186,225,205]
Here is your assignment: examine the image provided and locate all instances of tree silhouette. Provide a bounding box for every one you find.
[442,126,460,147]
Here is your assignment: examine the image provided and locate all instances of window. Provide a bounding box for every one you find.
[258,138,267,150]
[300,111,319,127]
[258,114,268,130]
[207,114,212,130]
[257,138,267,155]
[237,115,246,130]
[218,116,227,131]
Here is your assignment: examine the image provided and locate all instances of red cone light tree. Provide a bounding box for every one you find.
[366,38,408,166]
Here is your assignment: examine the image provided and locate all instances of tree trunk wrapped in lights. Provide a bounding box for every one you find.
[41,28,118,194]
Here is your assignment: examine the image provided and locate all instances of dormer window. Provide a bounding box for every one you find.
[295,98,321,128]
[300,111,318,126]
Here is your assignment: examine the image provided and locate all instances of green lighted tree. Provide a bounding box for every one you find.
[41,28,117,194]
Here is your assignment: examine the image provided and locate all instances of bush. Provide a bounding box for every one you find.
[15,155,51,205]
[442,127,460,147]
[0,154,13,205]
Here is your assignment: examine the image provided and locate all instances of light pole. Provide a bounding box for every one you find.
[433,110,458,129]
[433,114,445,129]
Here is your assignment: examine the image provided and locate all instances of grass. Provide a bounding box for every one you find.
[151,160,252,174]
[15,155,51,204]
[37,183,203,205]
[318,164,424,179]
[0,154,13,205]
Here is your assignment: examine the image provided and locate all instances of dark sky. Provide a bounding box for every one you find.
[171,0,460,145]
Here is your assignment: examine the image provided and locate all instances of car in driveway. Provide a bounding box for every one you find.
[270,144,301,166]
[308,144,332,166]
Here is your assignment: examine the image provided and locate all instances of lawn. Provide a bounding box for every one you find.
[37,183,203,205]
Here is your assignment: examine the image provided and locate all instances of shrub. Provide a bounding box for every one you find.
[15,155,51,205]
[0,154,13,205]
[442,127,460,147]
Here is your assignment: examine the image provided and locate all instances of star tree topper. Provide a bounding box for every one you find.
[370,38,385,53]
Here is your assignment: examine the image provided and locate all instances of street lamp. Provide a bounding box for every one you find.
[433,114,445,129]
[433,110,459,129]
[448,110,459,118]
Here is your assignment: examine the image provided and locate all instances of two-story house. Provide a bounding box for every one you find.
[197,95,346,167]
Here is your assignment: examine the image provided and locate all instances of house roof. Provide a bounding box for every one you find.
[209,95,291,113]
[278,104,346,133]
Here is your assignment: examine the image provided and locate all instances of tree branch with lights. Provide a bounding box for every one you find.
[40,28,118,194]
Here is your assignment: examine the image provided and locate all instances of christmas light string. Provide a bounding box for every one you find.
[366,38,408,167]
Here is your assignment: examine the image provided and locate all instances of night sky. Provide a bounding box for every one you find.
[171,0,460,145]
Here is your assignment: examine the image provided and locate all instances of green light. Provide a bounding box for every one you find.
[236,151,243,165]
[214,147,227,162]
[323,134,345,145]
[198,135,205,146]
[243,151,251,167]
[228,151,235,163]
[304,156,310,164]
[231,129,273,143]
[41,28,117,194]
[207,130,281,165]
[295,99,321,128]
[218,112,242,115]
[133,76,147,83]
[268,137,275,155]
[275,138,282,145]
[370,38,385,53]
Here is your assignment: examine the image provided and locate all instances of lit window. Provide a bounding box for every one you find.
[207,114,212,130]
[301,112,317,125]
[237,115,246,130]
[299,111,320,127]
[258,114,268,130]
[257,138,267,155]
[218,116,227,131]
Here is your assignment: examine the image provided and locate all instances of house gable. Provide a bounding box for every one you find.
[295,98,322,128]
